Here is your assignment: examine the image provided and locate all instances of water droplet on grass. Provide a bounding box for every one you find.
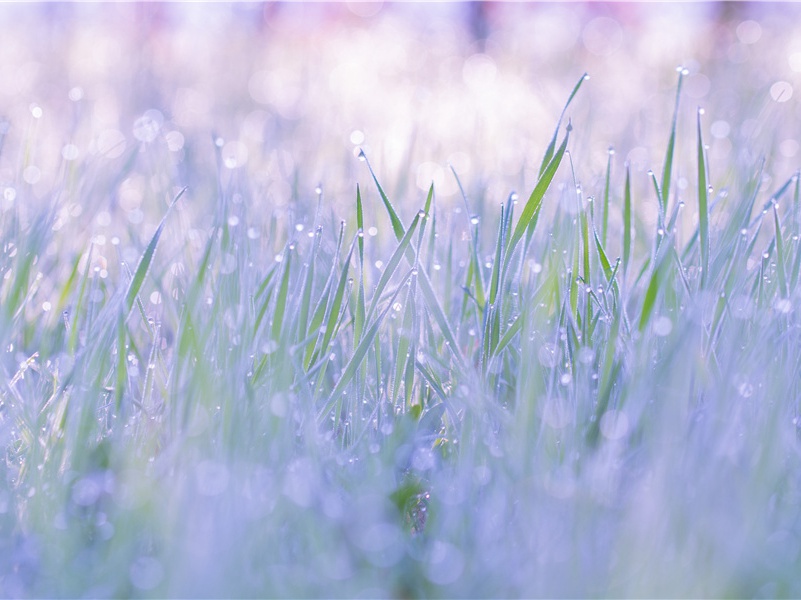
[653,315,673,336]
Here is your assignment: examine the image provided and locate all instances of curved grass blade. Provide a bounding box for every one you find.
[452,166,486,309]
[360,150,405,240]
[365,212,421,325]
[539,72,588,177]
[364,164,466,371]
[123,186,186,318]
[505,125,571,272]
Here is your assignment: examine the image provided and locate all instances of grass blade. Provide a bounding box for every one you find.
[697,108,710,288]
[661,68,686,215]
[124,187,186,318]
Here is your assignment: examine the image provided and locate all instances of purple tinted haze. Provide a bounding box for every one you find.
[0,2,799,213]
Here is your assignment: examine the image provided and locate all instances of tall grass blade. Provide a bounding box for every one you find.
[319,272,412,424]
[123,187,186,318]
[539,72,588,176]
[623,164,632,280]
[661,69,685,215]
[505,126,571,271]
[773,202,788,299]
[697,108,710,288]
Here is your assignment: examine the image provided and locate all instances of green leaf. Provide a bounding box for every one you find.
[539,72,588,177]
[661,69,685,215]
[697,108,710,288]
[623,165,633,279]
[506,126,571,271]
[774,202,788,299]
[318,272,413,424]
[123,187,186,318]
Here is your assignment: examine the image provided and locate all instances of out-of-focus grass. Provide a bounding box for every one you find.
[1,3,801,598]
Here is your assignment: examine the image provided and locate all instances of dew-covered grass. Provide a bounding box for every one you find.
[2,3,801,598]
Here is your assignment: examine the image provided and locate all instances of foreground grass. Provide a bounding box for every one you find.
[1,70,801,597]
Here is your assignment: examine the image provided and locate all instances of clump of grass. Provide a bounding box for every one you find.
[1,68,801,598]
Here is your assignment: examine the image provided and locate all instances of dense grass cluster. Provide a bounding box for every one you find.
[1,68,801,597]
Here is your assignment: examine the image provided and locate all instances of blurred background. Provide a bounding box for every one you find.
[0,1,800,234]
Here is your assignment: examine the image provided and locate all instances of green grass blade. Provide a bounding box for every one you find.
[319,272,413,424]
[317,238,356,358]
[360,150,405,240]
[638,251,666,333]
[365,213,421,325]
[506,125,571,269]
[661,68,685,215]
[67,243,94,355]
[773,202,788,298]
[697,108,710,288]
[452,166,486,309]
[602,147,613,246]
[271,248,292,343]
[623,164,633,279]
[539,72,588,177]
[123,187,186,318]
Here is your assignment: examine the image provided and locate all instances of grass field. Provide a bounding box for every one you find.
[2,2,801,598]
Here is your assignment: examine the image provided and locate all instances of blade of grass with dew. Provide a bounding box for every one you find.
[602,147,613,246]
[452,166,486,310]
[482,204,507,367]
[354,185,366,341]
[315,237,356,367]
[791,231,801,295]
[304,224,345,369]
[392,276,417,408]
[297,227,322,346]
[360,150,405,240]
[581,202,592,339]
[114,306,127,412]
[697,108,710,288]
[638,242,671,332]
[623,164,633,279]
[270,247,293,344]
[773,202,788,299]
[318,272,413,424]
[361,160,467,370]
[539,73,588,177]
[661,68,686,216]
[365,212,421,325]
[252,267,278,338]
[586,311,622,447]
[67,243,94,355]
[417,183,434,250]
[593,224,614,282]
[505,126,571,274]
[123,187,186,319]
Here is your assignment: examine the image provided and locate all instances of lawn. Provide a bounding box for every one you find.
[1,2,801,597]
